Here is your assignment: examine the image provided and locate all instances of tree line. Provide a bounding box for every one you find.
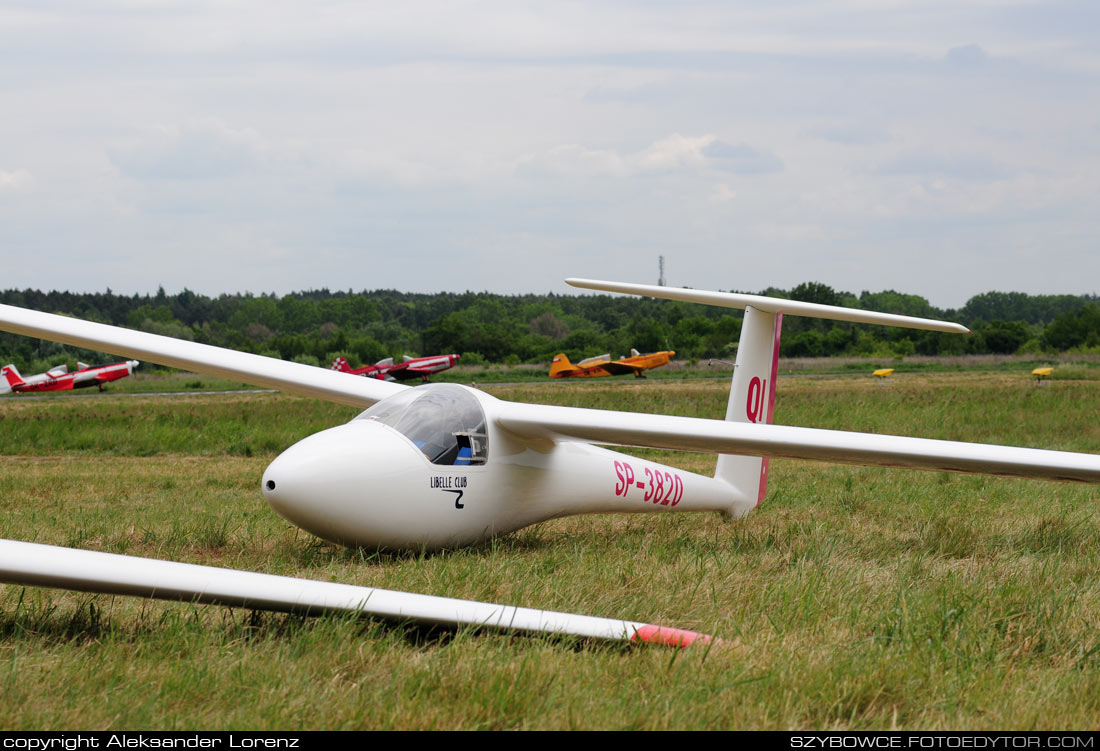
[2,283,1098,374]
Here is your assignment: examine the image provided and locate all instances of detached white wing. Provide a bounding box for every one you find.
[0,303,406,408]
[0,539,713,647]
[497,402,1100,483]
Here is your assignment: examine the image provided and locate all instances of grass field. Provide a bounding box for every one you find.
[20,350,1100,395]
[1,371,1099,729]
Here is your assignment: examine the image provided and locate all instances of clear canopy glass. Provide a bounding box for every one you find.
[356,384,488,466]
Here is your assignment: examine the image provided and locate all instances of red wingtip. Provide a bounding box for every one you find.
[631,624,717,648]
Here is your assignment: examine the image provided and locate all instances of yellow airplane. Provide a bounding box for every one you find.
[549,348,675,378]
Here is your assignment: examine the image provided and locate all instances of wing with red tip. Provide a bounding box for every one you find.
[0,539,712,647]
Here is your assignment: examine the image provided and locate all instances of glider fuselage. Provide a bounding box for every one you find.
[260,383,738,549]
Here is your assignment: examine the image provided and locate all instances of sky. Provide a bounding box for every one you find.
[1,1,1098,309]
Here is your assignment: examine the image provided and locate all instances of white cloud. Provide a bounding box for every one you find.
[875,152,1017,182]
[702,140,784,174]
[107,119,267,181]
[516,134,781,179]
[0,169,31,190]
[806,123,891,146]
[710,183,737,203]
[945,43,990,68]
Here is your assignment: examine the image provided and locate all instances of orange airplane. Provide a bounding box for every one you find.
[549,348,675,378]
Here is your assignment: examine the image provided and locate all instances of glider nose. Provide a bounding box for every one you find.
[261,420,423,547]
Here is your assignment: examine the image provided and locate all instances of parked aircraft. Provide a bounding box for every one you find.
[549,348,675,378]
[2,278,1099,646]
[0,359,139,394]
[331,353,459,382]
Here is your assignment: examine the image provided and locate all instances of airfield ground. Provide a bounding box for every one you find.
[1,369,1099,729]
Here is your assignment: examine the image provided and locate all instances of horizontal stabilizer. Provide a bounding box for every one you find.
[566,279,969,334]
[0,539,714,647]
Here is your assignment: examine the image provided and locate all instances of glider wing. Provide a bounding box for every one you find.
[496,401,1100,483]
[0,303,406,408]
[0,538,712,647]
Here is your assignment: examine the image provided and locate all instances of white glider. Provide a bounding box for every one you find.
[0,278,1097,645]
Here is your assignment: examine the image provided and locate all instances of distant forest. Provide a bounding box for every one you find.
[3,283,1100,374]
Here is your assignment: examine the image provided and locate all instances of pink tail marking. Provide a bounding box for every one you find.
[757,312,783,505]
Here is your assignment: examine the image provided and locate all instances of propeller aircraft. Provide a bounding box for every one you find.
[331,353,460,382]
[2,278,1100,647]
[549,348,675,378]
[1,359,139,394]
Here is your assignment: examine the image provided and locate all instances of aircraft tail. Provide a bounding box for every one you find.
[331,356,352,373]
[714,308,782,513]
[564,278,972,516]
[1,364,24,394]
[549,354,574,378]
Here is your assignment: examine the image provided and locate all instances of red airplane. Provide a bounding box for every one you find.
[1,360,139,394]
[331,354,460,382]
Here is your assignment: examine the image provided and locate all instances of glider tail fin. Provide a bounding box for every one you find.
[714,308,783,514]
[549,354,574,378]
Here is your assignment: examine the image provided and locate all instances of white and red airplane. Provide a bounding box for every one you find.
[1,359,139,394]
[1,278,1099,647]
[331,353,460,382]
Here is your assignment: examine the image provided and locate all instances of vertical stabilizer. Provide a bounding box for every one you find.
[715,307,783,515]
[1,365,24,394]
[549,354,574,378]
